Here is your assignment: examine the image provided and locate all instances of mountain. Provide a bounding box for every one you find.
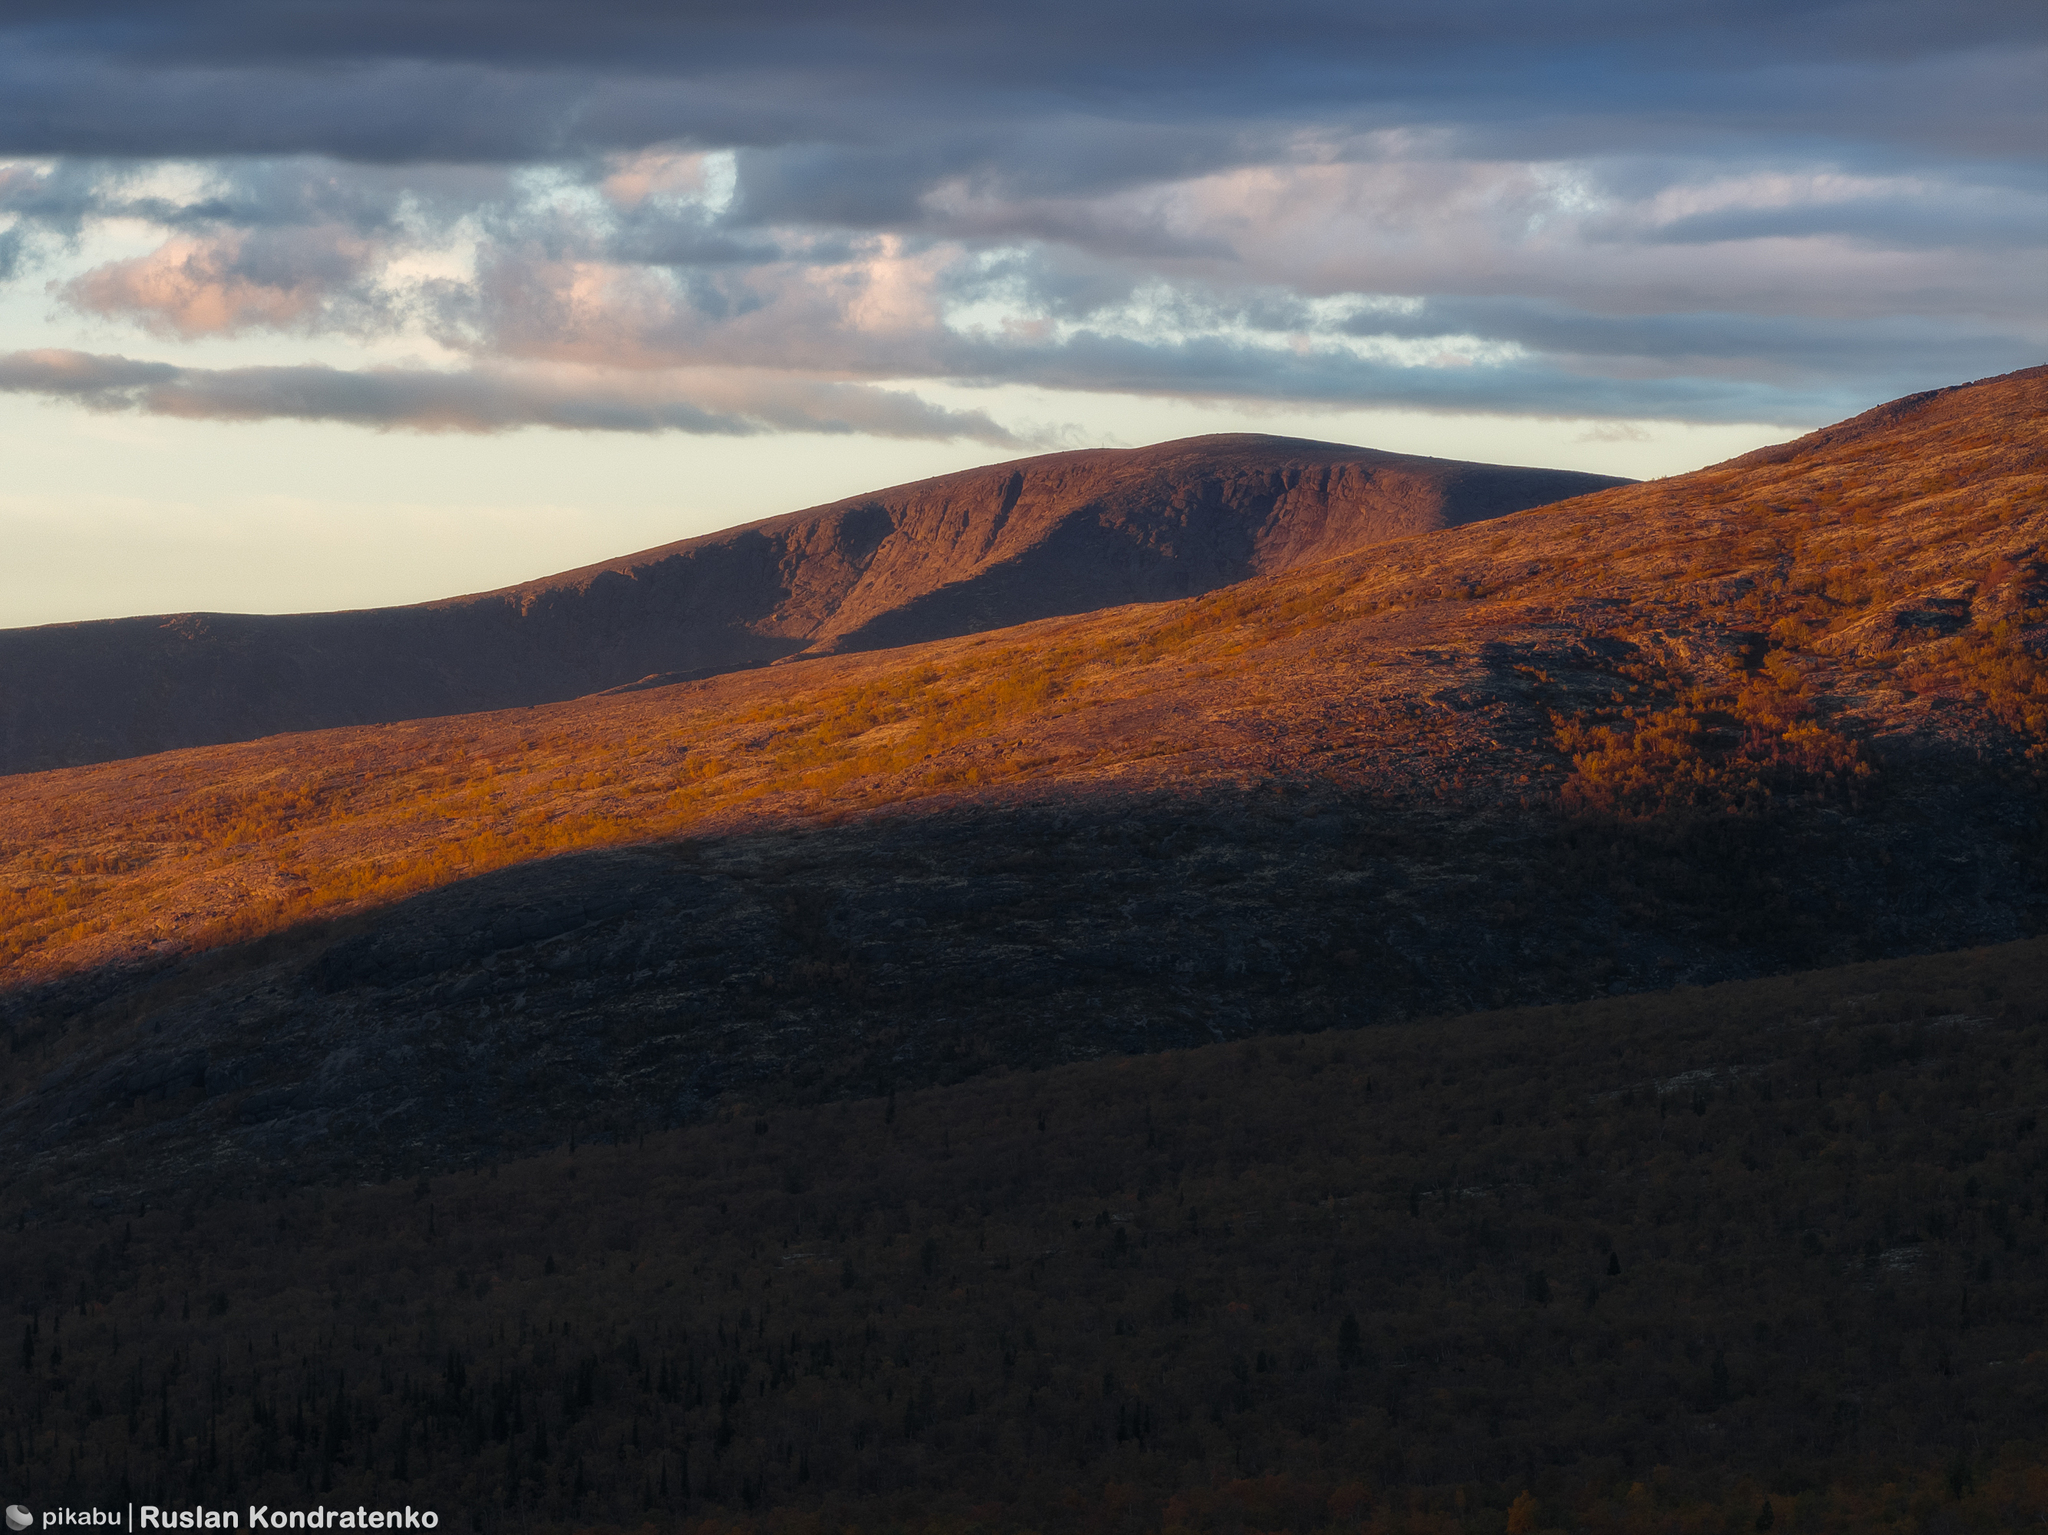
[1,364,2043,1200]
[4,365,2043,1535]
[0,435,1626,774]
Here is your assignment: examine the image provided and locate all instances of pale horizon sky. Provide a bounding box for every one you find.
[0,391,1799,628]
[1,2,2041,627]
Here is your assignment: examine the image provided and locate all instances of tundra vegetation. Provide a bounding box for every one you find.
[2,373,2042,996]
[6,939,2048,1534]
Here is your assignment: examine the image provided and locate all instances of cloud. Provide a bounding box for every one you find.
[0,348,1027,442]
[0,5,2039,435]
[61,228,379,336]
[1577,422,1651,443]
[1,5,2041,176]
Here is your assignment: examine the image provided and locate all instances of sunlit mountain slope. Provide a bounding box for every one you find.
[0,365,2042,1191]
[0,436,1623,773]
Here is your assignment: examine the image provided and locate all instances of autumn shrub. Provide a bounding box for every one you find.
[1942,625,2048,741]
[1557,682,1870,822]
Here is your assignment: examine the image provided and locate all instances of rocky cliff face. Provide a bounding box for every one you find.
[0,435,1624,772]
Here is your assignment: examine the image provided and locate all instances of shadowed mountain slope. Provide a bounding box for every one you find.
[1,366,2044,1198]
[7,941,2047,1531]
[0,435,1625,773]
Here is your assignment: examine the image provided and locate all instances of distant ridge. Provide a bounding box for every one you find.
[0,434,1626,773]
[1725,362,2048,468]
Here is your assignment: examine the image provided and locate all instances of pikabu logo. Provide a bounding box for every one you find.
[5,1513,438,1533]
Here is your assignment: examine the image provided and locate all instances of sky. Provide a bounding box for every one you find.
[1,2,2043,626]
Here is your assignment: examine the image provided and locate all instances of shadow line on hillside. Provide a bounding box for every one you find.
[2,760,2038,1202]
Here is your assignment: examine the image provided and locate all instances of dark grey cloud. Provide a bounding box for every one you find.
[609,215,785,272]
[1326,300,2039,379]
[0,349,1025,442]
[0,3,2040,180]
[0,323,1946,437]
[0,158,512,250]
[10,2,2040,89]
[926,329,1919,427]
[1637,195,2048,250]
[0,3,2039,434]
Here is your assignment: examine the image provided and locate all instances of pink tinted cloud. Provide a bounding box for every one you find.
[61,227,376,337]
[448,235,959,376]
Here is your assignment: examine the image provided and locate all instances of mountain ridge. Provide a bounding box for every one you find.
[1724,362,2048,469]
[0,433,1627,774]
